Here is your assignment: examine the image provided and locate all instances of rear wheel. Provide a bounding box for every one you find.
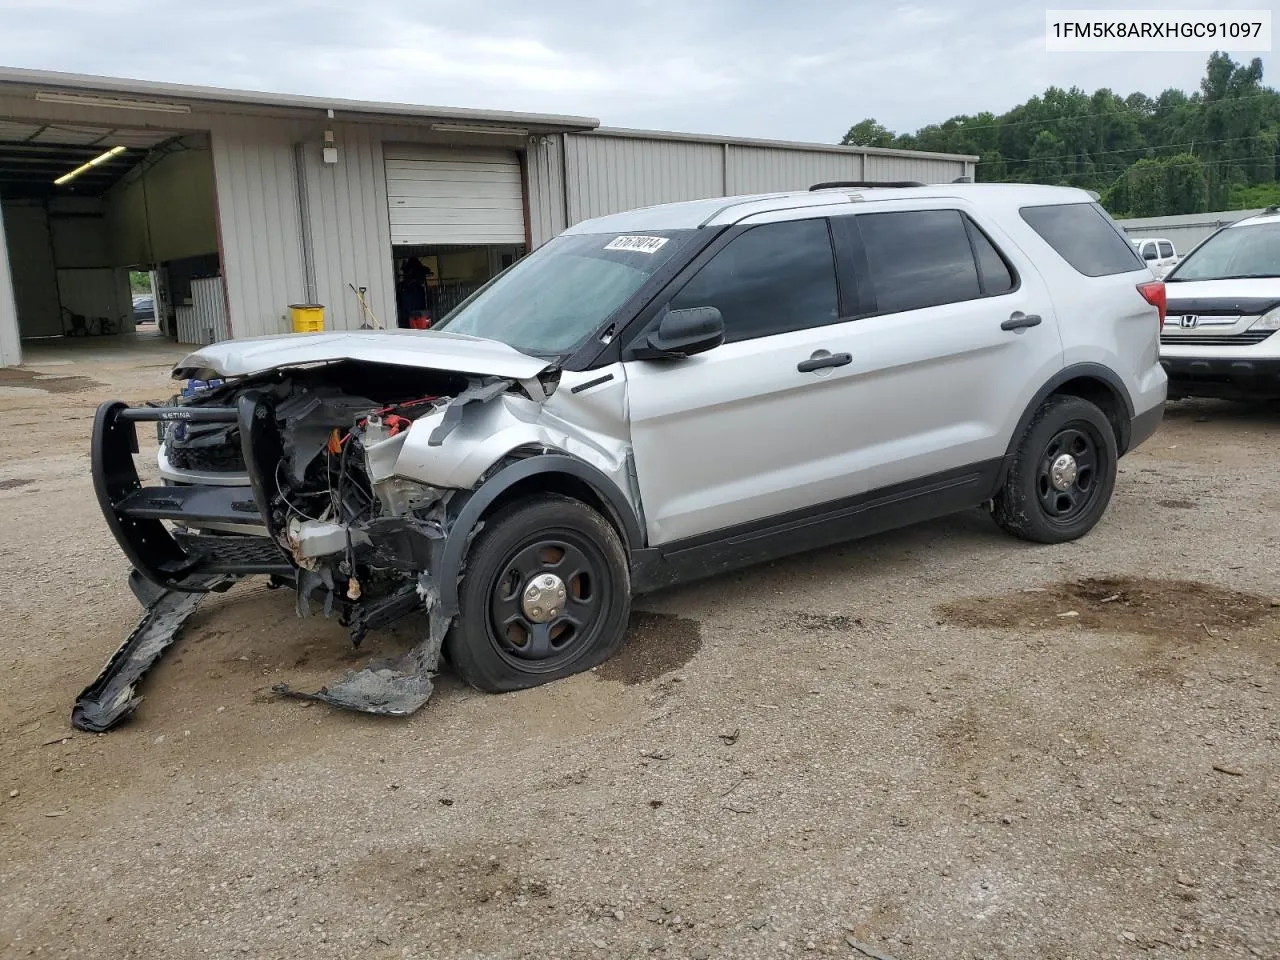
[993,395,1118,544]
[446,494,631,692]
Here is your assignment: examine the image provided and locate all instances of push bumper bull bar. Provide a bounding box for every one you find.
[82,398,452,731]
[92,399,293,590]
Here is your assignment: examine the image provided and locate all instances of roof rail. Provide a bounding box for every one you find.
[809,180,925,191]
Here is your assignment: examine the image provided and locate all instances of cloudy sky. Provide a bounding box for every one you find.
[0,0,1275,141]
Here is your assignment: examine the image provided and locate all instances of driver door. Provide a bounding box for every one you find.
[622,216,871,546]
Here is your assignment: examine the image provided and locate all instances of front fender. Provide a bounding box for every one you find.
[395,392,625,491]
[435,454,644,616]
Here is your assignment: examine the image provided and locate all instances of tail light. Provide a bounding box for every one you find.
[1137,280,1166,326]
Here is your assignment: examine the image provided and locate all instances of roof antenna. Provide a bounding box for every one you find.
[952,176,973,183]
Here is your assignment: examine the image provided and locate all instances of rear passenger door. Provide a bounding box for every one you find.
[829,205,1064,492]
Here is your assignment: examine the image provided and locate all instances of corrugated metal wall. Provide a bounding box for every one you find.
[563,134,725,222]
[1118,209,1264,253]
[208,117,307,338]
[726,145,864,194]
[525,135,566,248]
[176,275,230,344]
[555,132,974,225]
[300,124,395,333]
[0,202,20,365]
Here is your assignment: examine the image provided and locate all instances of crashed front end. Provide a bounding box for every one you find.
[80,339,561,731]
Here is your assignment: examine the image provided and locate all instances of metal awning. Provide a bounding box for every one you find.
[0,66,600,134]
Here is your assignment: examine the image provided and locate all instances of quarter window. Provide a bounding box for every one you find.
[668,219,839,343]
[1019,202,1144,277]
[967,220,1016,295]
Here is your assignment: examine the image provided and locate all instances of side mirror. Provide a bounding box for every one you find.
[632,306,724,360]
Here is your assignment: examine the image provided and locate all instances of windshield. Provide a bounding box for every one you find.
[434,230,695,354]
[1168,222,1280,281]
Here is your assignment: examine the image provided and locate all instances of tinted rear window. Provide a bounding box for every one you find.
[1020,202,1144,277]
[857,209,982,313]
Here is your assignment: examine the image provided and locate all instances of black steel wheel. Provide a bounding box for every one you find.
[993,395,1118,544]
[447,494,631,692]
[1035,425,1103,524]
[487,533,613,673]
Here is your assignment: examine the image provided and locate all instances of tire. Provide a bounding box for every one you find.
[993,395,1118,544]
[445,494,631,692]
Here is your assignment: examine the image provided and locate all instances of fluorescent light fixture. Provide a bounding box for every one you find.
[35,90,192,115]
[430,122,529,137]
[54,145,127,186]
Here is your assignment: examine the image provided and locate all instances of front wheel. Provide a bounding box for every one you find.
[993,395,1118,544]
[446,494,631,692]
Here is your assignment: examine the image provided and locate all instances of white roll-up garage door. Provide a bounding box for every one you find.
[385,147,526,246]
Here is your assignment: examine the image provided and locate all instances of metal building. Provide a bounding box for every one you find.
[1117,209,1267,255]
[0,67,977,367]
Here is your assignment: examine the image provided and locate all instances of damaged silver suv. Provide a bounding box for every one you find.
[83,183,1166,730]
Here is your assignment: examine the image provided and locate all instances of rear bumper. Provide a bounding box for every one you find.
[92,399,294,591]
[1127,402,1163,452]
[1160,355,1280,398]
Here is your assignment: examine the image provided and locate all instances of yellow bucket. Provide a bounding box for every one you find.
[289,303,325,334]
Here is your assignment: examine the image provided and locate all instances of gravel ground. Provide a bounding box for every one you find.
[1,341,1277,960]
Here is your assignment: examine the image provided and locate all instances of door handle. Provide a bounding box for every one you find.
[797,352,852,373]
[1001,312,1042,331]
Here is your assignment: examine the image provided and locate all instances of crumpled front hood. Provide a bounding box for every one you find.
[173,329,552,381]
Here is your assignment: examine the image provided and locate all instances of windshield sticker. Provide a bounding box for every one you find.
[604,235,669,254]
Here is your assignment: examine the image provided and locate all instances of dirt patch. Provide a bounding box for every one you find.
[0,368,102,394]
[939,576,1279,643]
[351,842,551,909]
[0,478,33,490]
[594,611,702,685]
[784,611,862,630]
[1157,499,1196,509]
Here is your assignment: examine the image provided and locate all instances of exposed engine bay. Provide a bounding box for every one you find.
[164,361,470,637]
[77,351,584,731]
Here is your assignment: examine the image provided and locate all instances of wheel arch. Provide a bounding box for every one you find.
[437,453,643,616]
[1005,363,1135,467]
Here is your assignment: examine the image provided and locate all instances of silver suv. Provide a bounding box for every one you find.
[83,182,1166,730]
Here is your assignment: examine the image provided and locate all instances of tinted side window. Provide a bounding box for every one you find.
[1020,202,1144,276]
[670,219,838,343]
[857,209,981,313]
[967,220,1016,295]
[1158,241,1175,258]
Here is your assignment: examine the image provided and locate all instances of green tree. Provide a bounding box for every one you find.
[1161,153,1208,213]
[841,119,895,148]
[1028,130,1065,182]
[1124,159,1168,216]
[837,52,1280,214]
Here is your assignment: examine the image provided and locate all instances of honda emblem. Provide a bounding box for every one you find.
[1179,315,1199,329]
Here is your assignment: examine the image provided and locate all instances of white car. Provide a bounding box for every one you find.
[1131,237,1180,278]
[1159,207,1280,400]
